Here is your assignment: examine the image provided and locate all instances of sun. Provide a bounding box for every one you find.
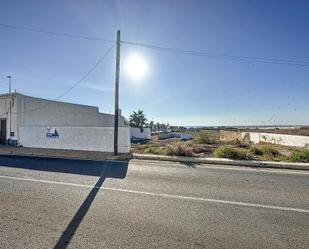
[125,54,148,80]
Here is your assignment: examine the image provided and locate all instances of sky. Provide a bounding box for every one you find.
[0,0,308,126]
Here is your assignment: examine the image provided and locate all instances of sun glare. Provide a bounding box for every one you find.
[125,54,148,80]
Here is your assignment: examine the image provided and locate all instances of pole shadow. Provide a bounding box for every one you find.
[0,155,129,248]
[0,154,128,178]
[180,161,199,168]
[53,173,106,249]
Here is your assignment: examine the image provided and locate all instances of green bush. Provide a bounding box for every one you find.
[144,147,163,155]
[249,145,280,161]
[213,145,253,160]
[274,154,290,162]
[260,145,279,157]
[195,131,219,144]
[249,145,263,155]
[290,149,309,162]
[165,142,193,157]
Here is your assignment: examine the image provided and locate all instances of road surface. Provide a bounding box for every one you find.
[0,156,308,249]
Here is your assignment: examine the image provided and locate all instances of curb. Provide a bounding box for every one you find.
[132,153,309,171]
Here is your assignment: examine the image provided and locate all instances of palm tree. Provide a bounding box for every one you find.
[129,109,147,132]
[148,121,154,132]
[156,122,160,132]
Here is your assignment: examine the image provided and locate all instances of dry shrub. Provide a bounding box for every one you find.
[191,144,214,154]
[165,142,193,157]
[229,139,251,148]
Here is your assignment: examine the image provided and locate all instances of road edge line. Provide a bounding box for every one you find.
[1,175,308,214]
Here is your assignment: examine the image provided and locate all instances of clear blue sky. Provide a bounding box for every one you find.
[0,0,308,126]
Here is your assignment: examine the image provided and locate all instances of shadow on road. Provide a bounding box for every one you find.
[0,154,128,178]
[180,161,199,168]
[0,155,129,249]
[53,173,107,249]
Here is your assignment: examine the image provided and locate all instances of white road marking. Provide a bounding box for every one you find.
[131,160,309,175]
[1,175,309,214]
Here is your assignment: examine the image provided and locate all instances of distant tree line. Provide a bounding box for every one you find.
[129,109,186,133]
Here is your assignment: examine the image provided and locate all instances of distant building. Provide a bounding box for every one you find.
[159,132,192,140]
[0,93,127,151]
[130,127,151,140]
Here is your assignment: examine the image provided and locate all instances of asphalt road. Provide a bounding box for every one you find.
[0,156,308,249]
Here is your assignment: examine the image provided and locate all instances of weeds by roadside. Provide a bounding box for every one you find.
[249,145,279,161]
[213,145,253,160]
[214,144,309,163]
[165,142,193,157]
[290,149,309,162]
[194,131,219,144]
[144,146,164,155]
[131,130,309,163]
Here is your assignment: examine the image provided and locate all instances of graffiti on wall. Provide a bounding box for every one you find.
[261,135,283,144]
[46,128,59,138]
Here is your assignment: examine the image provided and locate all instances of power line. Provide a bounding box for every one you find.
[52,43,115,101]
[0,23,114,43]
[122,40,309,67]
[1,23,308,66]
[0,43,115,117]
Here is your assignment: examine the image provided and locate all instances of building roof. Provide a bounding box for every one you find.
[0,92,98,110]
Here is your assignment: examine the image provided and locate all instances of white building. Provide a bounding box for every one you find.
[0,93,130,153]
[130,127,151,140]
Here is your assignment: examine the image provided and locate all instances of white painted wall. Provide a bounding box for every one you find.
[0,93,126,145]
[19,126,131,153]
[130,127,151,139]
[18,94,124,127]
[242,132,309,147]
[158,133,192,140]
[98,112,125,127]
[21,97,97,127]
[178,133,193,140]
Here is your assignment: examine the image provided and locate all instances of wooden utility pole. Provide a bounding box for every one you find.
[114,30,120,155]
[7,76,11,94]
[7,76,12,141]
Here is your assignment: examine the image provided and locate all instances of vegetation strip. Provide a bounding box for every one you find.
[131,127,309,163]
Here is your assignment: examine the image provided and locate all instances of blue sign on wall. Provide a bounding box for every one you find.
[46,128,59,138]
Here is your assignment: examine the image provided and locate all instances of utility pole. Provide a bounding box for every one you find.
[7,76,12,142]
[7,76,11,94]
[114,30,120,155]
[9,100,12,139]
